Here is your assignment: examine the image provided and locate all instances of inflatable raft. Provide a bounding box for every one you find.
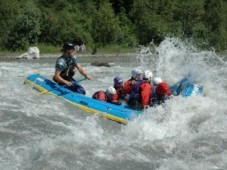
[24,73,204,124]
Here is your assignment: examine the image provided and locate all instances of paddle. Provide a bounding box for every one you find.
[73,78,87,84]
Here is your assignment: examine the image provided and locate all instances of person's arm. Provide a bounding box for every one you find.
[53,70,72,87]
[75,63,91,80]
[123,80,132,94]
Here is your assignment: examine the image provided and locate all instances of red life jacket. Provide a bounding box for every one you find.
[140,82,152,108]
[129,80,144,99]
[92,91,120,105]
[123,79,134,94]
[129,80,152,109]
[156,82,171,97]
[112,90,120,101]
[92,91,107,101]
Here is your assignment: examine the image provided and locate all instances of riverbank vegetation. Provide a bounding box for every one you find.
[0,0,226,53]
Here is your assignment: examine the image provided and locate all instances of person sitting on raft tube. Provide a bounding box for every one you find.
[92,86,121,105]
[123,67,143,99]
[151,77,172,106]
[53,42,91,95]
[112,76,127,103]
[128,70,153,110]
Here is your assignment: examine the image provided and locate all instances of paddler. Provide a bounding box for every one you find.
[53,42,91,94]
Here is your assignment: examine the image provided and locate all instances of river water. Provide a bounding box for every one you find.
[0,38,227,170]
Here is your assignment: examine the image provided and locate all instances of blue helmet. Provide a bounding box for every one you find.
[114,76,123,86]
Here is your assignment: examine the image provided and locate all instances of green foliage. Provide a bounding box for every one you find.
[204,0,227,50]
[0,0,20,49]
[118,12,137,47]
[5,1,41,51]
[129,0,169,44]
[110,0,134,14]
[38,1,94,46]
[38,43,60,53]
[91,2,122,45]
[0,0,226,51]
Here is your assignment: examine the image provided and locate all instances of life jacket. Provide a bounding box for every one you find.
[112,90,120,101]
[92,91,121,105]
[140,82,152,108]
[156,82,171,97]
[123,78,135,94]
[55,55,77,81]
[92,91,108,101]
[113,85,126,100]
[128,80,151,110]
[111,92,122,105]
[129,80,144,99]
[151,82,171,105]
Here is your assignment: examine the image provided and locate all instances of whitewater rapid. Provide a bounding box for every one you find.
[0,38,227,170]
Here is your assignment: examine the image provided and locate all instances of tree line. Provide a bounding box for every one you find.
[0,0,226,52]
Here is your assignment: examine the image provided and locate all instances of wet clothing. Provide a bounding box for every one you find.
[123,78,136,94]
[112,84,126,103]
[92,91,121,105]
[55,54,77,80]
[128,80,152,110]
[54,54,86,95]
[151,82,171,105]
[156,82,171,96]
[66,83,86,95]
[92,91,107,101]
[140,82,152,108]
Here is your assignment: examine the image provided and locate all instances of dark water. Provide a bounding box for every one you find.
[0,38,227,170]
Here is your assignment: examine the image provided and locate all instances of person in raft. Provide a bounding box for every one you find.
[151,77,172,106]
[123,67,143,100]
[92,86,121,105]
[128,70,153,110]
[112,76,127,103]
[53,42,91,95]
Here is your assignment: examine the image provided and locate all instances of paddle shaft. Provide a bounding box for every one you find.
[73,78,86,84]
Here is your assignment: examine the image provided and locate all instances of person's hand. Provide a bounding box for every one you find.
[85,74,91,80]
[143,105,149,109]
[124,94,130,100]
[66,81,73,87]
[131,80,136,85]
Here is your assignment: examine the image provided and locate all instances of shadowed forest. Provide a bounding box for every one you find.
[0,0,226,52]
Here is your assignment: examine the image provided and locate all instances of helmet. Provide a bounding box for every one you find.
[61,42,75,51]
[131,68,143,78]
[114,76,123,85]
[143,70,153,80]
[153,77,163,85]
[106,86,116,95]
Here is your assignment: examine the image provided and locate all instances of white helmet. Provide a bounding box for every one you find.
[153,77,163,85]
[106,86,116,95]
[131,67,143,78]
[143,70,153,80]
